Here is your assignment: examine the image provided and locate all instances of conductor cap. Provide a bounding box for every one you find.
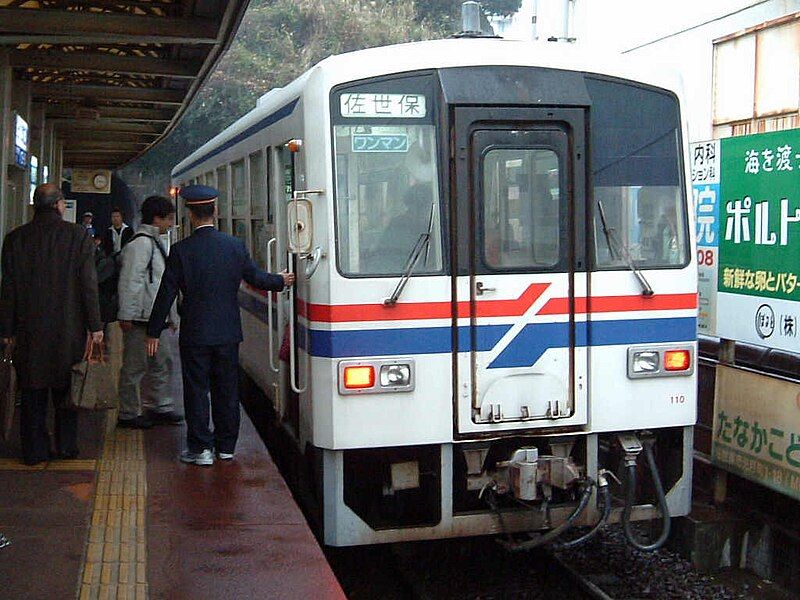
[179,184,218,206]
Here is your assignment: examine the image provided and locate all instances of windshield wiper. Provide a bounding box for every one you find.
[384,203,436,306]
[597,200,654,297]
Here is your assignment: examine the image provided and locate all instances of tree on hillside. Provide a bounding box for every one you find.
[120,0,520,193]
[122,0,436,190]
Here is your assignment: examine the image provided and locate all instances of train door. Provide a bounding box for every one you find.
[453,107,588,434]
[279,143,302,437]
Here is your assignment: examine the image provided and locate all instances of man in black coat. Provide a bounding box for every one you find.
[0,184,104,465]
[146,185,295,466]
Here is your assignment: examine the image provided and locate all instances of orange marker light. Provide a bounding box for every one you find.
[343,366,375,389]
[286,139,303,153]
[664,350,691,371]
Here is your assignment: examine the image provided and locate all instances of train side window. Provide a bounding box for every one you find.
[232,219,247,246]
[216,165,230,218]
[482,148,560,269]
[249,150,266,219]
[231,160,246,217]
[251,221,268,268]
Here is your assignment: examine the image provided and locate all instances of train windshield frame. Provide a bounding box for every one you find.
[586,77,690,270]
[331,73,445,278]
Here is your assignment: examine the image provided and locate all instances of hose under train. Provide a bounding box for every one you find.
[621,438,671,551]
[498,478,595,552]
[553,479,612,550]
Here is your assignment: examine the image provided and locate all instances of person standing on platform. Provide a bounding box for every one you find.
[102,207,133,258]
[93,233,118,326]
[0,184,103,465]
[145,185,295,466]
[117,195,182,429]
[81,212,96,237]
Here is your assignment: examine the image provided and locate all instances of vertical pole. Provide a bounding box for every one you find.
[713,338,735,504]
[0,50,11,247]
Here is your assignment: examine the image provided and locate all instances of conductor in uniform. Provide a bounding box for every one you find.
[146,185,295,466]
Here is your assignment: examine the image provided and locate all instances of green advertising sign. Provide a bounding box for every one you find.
[716,129,800,351]
[719,129,800,302]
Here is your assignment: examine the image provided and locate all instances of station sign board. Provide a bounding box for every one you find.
[63,199,77,223]
[13,114,28,169]
[715,129,800,352]
[690,140,720,335]
[712,366,800,501]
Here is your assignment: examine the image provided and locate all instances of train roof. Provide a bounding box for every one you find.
[173,38,683,178]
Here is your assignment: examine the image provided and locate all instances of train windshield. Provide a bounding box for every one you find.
[333,124,443,276]
[587,78,689,269]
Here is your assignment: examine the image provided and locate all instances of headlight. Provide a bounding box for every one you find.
[380,364,411,387]
[631,351,659,373]
[338,359,415,394]
[627,344,694,378]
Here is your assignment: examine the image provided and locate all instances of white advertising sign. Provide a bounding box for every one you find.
[691,140,720,336]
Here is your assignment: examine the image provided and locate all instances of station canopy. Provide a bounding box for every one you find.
[0,0,250,169]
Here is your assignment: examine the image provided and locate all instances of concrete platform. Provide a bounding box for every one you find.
[0,401,344,599]
[143,414,344,599]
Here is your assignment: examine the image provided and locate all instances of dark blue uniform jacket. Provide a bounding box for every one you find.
[146,226,284,345]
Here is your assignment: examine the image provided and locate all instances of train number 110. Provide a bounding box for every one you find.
[670,395,686,404]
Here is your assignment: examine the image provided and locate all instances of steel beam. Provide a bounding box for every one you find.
[0,8,219,45]
[60,131,157,143]
[10,51,201,78]
[64,153,138,164]
[53,120,163,135]
[46,106,175,122]
[31,83,185,105]
[68,143,149,152]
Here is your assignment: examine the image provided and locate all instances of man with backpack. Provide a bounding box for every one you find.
[117,195,182,429]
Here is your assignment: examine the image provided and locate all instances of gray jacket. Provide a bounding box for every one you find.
[117,223,178,325]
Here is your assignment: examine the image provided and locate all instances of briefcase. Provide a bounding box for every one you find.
[69,337,118,411]
[0,356,16,442]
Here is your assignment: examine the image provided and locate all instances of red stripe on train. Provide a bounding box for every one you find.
[297,282,550,322]
[536,293,698,315]
[287,286,697,323]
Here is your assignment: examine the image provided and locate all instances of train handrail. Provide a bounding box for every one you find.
[266,237,279,374]
[288,253,307,394]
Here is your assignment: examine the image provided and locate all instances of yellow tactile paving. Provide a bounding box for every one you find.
[78,418,148,600]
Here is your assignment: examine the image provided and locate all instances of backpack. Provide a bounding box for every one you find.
[129,232,168,284]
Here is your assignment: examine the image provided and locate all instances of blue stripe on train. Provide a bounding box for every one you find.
[308,325,511,357]
[238,291,696,367]
[238,291,509,355]
[488,317,697,368]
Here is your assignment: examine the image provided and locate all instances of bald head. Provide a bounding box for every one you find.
[32,183,65,209]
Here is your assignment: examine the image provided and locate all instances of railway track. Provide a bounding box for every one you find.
[547,551,615,600]
[387,537,611,600]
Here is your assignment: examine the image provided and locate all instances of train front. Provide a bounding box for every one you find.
[310,54,697,547]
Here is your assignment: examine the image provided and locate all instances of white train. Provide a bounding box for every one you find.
[172,36,698,549]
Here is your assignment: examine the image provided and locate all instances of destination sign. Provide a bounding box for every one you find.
[340,93,427,118]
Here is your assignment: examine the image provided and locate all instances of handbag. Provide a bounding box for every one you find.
[0,356,16,442]
[69,335,118,411]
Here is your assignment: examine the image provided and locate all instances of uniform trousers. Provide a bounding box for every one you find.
[20,386,76,463]
[180,343,240,454]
